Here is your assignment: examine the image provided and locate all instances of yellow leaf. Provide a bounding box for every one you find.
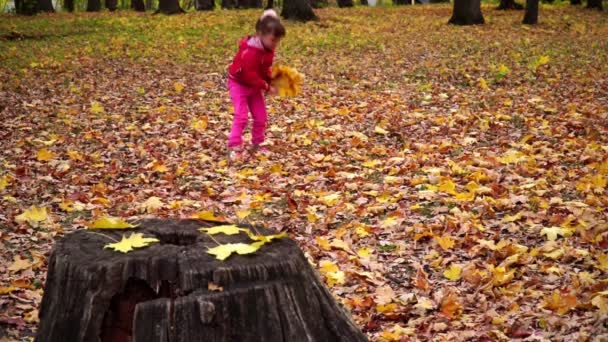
[8,255,32,273]
[374,126,389,135]
[357,247,373,258]
[15,206,48,226]
[235,209,251,219]
[36,148,55,161]
[207,242,264,261]
[443,264,462,281]
[434,234,455,250]
[174,82,185,93]
[542,290,577,315]
[320,260,339,274]
[191,117,208,131]
[59,199,85,212]
[24,309,39,323]
[377,303,397,313]
[0,175,10,190]
[104,233,159,254]
[330,239,351,252]
[88,217,137,229]
[141,196,163,213]
[499,150,526,164]
[381,216,400,228]
[440,291,463,319]
[316,236,331,250]
[67,149,84,161]
[490,266,515,286]
[592,295,608,314]
[544,248,564,260]
[503,211,524,223]
[199,225,243,237]
[320,193,341,207]
[415,297,435,310]
[248,231,287,243]
[0,286,18,295]
[270,65,304,97]
[438,179,456,194]
[192,211,225,222]
[90,101,104,114]
[478,77,488,90]
[540,226,573,241]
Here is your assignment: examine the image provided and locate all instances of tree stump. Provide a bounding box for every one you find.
[36,219,367,342]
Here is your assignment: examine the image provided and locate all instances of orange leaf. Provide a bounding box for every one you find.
[440,291,463,320]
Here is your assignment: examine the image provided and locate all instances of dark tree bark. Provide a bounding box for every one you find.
[265,0,274,8]
[310,0,327,8]
[281,0,317,21]
[105,0,118,10]
[64,0,75,11]
[36,219,368,342]
[360,0,367,5]
[586,0,603,10]
[523,0,538,24]
[86,0,102,11]
[221,0,236,8]
[449,0,485,25]
[132,0,146,11]
[570,0,581,5]
[146,0,153,10]
[195,0,214,9]
[337,0,353,7]
[497,0,523,9]
[238,0,262,8]
[37,0,55,12]
[394,0,409,4]
[15,0,38,15]
[156,0,185,13]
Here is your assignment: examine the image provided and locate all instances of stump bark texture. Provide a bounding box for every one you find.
[36,219,367,342]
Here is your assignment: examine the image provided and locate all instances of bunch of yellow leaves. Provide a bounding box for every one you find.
[270,65,303,97]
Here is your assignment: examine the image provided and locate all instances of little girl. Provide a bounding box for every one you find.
[227,9,286,161]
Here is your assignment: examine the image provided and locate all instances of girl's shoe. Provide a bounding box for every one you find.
[251,144,271,156]
[228,147,246,161]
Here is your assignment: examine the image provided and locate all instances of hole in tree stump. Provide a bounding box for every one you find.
[100,278,159,342]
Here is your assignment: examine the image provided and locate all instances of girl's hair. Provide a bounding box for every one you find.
[255,11,286,38]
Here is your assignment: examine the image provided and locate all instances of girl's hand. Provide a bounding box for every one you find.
[268,86,278,95]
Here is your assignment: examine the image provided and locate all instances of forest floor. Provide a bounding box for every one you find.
[1,4,608,341]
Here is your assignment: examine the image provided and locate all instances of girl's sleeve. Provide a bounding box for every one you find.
[239,49,269,91]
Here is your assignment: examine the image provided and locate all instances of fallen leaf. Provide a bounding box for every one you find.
[104,233,159,253]
[88,217,137,229]
[207,242,264,260]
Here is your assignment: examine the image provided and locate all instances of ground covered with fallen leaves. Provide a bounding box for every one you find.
[1,4,608,340]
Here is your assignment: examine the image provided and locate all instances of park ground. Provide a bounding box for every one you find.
[1,4,608,340]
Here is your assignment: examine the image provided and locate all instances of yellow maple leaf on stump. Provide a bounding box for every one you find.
[207,242,264,261]
[270,65,303,97]
[88,217,137,229]
[104,233,159,253]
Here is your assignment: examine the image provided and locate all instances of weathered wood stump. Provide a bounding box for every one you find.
[36,219,367,342]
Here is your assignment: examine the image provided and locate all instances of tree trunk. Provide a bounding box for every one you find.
[497,0,523,9]
[87,0,102,11]
[221,0,236,8]
[105,0,118,10]
[156,0,185,13]
[523,0,538,24]
[132,0,146,11]
[586,0,603,9]
[15,0,38,15]
[37,0,55,11]
[36,219,367,342]
[146,0,153,10]
[337,0,353,7]
[281,0,317,21]
[449,0,485,25]
[570,0,581,4]
[265,0,273,8]
[195,0,214,9]
[238,0,261,8]
[394,0,410,5]
[360,0,367,5]
[64,0,75,11]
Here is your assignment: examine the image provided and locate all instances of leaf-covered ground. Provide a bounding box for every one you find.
[1,5,608,341]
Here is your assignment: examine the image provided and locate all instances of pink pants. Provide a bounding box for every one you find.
[227,78,267,148]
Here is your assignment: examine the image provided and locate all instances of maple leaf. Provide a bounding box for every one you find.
[59,199,85,212]
[0,286,18,295]
[414,267,431,291]
[235,209,251,219]
[315,236,331,250]
[0,175,10,191]
[88,217,137,229]
[440,290,463,320]
[104,233,159,253]
[90,101,105,114]
[443,264,462,281]
[542,290,577,315]
[15,206,48,226]
[270,65,303,97]
[207,241,265,261]
[36,148,55,161]
[434,234,455,250]
[540,226,574,241]
[374,126,389,135]
[140,196,164,213]
[199,225,245,235]
[319,260,346,287]
[192,211,225,222]
[248,231,287,243]
[8,255,32,273]
[320,193,341,206]
[191,117,209,131]
[502,211,524,223]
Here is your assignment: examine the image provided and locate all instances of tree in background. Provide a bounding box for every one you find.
[337,0,353,7]
[522,0,538,24]
[570,0,581,5]
[195,0,214,9]
[86,0,101,11]
[131,0,146,11]
[586,0,602,9]
[281,0,317,21]
[105,0,118,10]
[497,0,523,10]
[449,0,484,25]
[156,0,184,13]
